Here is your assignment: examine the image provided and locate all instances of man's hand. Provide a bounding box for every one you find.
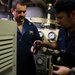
[53,65,70,75]
[30,40,42,54]
[30,45,36,54]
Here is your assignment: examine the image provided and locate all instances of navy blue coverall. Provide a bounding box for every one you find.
[52,27,75,69]
[17,18,41,75]
[57,27,75,57]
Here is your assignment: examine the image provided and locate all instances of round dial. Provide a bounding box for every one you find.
[39,31,43,38]
[37,58,43,65]
[48,32,56,40]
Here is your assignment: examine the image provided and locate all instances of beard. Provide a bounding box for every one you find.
[16,16,25,25]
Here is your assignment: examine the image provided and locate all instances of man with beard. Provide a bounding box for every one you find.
[11,0,41,75]
[31,0,75,75]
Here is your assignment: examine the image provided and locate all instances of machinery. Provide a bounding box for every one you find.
[26,4,60,74]
[29,18,59,75]
[0,20,17,75]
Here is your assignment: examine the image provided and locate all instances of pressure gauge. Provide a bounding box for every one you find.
[36,57,43,65]
[48,32,56,40]
[39,31,43,38]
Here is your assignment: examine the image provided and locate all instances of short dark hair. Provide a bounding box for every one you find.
[47,0,75,14]
[12,0,27,9]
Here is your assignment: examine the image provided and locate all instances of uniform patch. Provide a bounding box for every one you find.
[29,30,34,35]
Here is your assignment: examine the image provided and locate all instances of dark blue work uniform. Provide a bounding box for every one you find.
[52,27,75,68]
[57,27,75,57]
[17,18,41,75]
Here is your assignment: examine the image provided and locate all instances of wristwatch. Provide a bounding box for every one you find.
[68,69,75,75]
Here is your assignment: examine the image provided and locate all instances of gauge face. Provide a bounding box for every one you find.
[39,31,43,38]
[48,32,56,40]
[37,58,43,65]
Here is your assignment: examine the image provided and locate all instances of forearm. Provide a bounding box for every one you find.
[42,42,58,50]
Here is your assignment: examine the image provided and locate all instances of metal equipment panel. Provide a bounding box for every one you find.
[0,20,17,75]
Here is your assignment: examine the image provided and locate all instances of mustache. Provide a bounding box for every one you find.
[19,16,25,19]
